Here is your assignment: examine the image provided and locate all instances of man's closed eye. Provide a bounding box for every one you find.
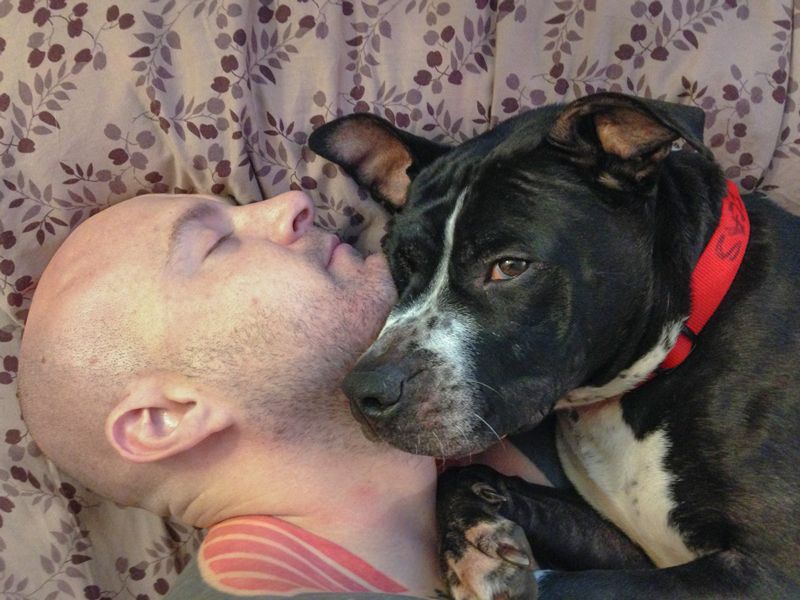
[205,233,237,258]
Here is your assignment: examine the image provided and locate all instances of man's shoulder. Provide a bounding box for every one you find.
[164,558,428,600]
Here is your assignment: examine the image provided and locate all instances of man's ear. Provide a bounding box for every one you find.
[547,92,712,188]
[308,113,450,210]
[105,374,234,464]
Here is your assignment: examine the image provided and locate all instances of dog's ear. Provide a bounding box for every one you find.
[308,114,451,210]
[548,92,712,188]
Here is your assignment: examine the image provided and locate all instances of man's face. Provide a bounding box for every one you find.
[59,192,397,441]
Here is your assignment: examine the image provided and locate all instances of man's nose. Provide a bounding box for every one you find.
[242,190,316,245]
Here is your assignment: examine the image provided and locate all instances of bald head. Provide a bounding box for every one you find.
[19,198,176,503]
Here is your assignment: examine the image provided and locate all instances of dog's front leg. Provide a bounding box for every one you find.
[437,464,652,600]
[438,465,798,600]
[535,551,795,600]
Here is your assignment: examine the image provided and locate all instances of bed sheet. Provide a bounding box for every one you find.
[0,1,798,597]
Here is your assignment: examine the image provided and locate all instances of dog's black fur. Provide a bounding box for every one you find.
[309,93,800,599]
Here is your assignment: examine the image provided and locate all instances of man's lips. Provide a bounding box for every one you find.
[325,234,362,268]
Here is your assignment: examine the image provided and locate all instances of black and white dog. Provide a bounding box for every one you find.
[308,93,800,599]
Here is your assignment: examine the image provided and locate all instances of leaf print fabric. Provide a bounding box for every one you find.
[0,1,797,596]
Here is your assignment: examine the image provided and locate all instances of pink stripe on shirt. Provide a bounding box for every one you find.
[199,515,408,595]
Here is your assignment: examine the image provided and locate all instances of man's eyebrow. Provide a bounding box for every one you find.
[166,202,223,266]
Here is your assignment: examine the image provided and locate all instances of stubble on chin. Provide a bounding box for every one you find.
[241,280,396,451]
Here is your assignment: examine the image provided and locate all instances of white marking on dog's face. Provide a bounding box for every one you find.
[371,190,486,452]
[557,401,700,567]
[557,320,684,408]
[382,189,467,331]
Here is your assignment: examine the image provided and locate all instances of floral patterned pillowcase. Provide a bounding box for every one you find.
[0,1,797,597]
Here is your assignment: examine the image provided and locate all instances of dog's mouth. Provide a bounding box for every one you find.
[345,371,553,458]
[342,326,557,458]
[353,411,517,457]
[356,416,508,457]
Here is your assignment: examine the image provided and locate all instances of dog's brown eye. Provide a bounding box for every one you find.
[489,258,530,281]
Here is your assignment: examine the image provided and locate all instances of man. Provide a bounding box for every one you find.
[17,191,447,598]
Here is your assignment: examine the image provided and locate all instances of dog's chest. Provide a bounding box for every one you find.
[555,401,698,567]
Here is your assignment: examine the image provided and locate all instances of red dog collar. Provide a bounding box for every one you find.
[658,180,750,372]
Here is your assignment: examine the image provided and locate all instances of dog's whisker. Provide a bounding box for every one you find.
[431,429,446,462]
[465,378,506,402]
[454,421,472,453]
[470,410,502,442]
[464,380,508,444]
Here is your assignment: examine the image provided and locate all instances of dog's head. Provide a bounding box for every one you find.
[309,93,715,456]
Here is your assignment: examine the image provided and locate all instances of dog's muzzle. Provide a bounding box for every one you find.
[341,321,499,457]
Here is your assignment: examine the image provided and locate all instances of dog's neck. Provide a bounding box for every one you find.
[561,160,732,408]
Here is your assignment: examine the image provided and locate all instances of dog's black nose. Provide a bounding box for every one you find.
[343,363,406,418]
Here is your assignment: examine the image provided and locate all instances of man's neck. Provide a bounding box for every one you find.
[184,438,443,597]
[283,470,442,597]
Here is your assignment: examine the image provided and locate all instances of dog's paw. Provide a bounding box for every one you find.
[439,475,537,600]
[443,515,537,600]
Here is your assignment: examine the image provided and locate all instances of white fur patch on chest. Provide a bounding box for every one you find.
[556,402,698,568]
[557,321,684,408]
